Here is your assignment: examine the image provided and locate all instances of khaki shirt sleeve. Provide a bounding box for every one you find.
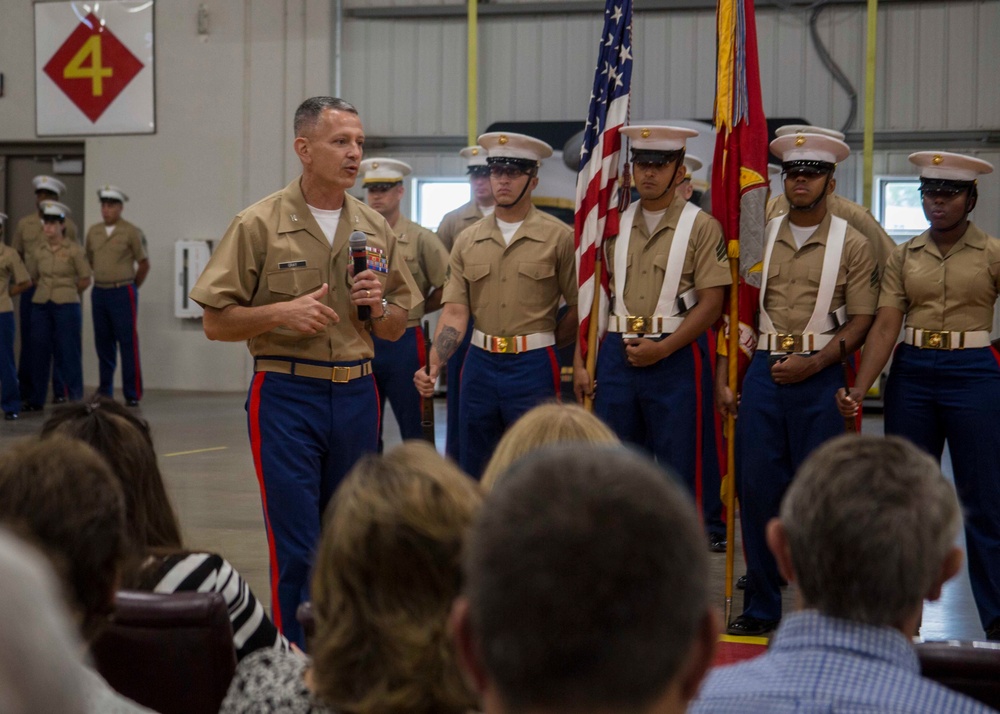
[73,244,91,279]
[420,231,449,289]
[690,215,731,290]
[132,228,148,262]
[876,242,909,313]
[843,229,878,316]
[441,227,473,306]
[436,213,459,253]
[11,252,30,285]
[189,216,263,309]
[557,228,578,306]
[384,228,420,313]
[24,247,38,280]
[11,222,25,256]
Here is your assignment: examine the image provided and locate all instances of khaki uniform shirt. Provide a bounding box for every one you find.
[86,219,147,284]
[391,215,448,326]
[768,193,896,275]
[0,245,30,313]
[12,214,79,259]
[442,206,577,336]
[437,201,485,253]
[763,213,878,334]
[190,178,419,362]
[878,223,1000,332]
[605,193,730,316]
[27,238,91,305]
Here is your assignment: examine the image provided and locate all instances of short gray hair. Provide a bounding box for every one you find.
[293,96,358,137]
[782,435,961,626]
[465,445,710,711]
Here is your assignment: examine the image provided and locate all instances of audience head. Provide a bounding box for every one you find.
[0,436,127,642]
[481,402,619,490]
[456,445,716,714]
[42,396,183,559]
[311,441,482,714]
[770,434,963,630]
[0,527,88,714]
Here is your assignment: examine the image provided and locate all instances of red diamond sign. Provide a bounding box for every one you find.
[43,13,144,123]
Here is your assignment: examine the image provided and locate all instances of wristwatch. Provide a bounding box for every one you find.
[371,298,391,324]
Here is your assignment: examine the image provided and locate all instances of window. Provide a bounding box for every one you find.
[875,177,928,243]
[413,179,470,231]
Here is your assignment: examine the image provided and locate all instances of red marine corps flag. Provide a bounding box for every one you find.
[712,0,769,619]
[574,0,633,409]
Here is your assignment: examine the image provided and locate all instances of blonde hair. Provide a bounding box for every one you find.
[310,441,481,714]
[481,402,620,491]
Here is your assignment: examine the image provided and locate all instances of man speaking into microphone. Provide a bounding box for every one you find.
[190,97,418,648]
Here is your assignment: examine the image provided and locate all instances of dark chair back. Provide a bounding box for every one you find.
[916,640,1000,710]
[91,590,237,714]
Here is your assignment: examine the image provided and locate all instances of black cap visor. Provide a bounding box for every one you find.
[631,149,683,166]
[781,160,834,177]
[919,177,975,197]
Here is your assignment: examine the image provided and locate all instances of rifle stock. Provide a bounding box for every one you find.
[421,320,435,443]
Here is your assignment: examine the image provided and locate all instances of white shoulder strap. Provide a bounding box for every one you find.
[803,216,848,335]
[613,202,640,317]
[653,201,701,317]
[757,216,784,335]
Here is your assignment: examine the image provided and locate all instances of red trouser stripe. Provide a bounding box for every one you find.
[546,346,561,400]
[415,324,428,420]
[248,372,283,632]
[128,284,142,400]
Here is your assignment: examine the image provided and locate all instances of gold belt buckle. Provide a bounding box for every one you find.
[776,334,801,352]
[921,331,947,349]
[626,316,650,334]
[331,366,351,383]
[491,336,515,354]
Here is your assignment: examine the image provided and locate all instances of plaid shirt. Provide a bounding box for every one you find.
[691,611,995,714]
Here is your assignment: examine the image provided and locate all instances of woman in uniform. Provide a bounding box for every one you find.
[837,151,1000,641]
[24,201,91,409]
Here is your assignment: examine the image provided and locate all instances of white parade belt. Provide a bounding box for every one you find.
[903,328,990,350]
[470,329,555,354]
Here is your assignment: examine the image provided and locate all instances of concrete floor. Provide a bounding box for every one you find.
[0,391,986,641]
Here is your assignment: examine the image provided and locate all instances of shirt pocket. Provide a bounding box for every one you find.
[517,261,556,307]
[265,267,322,298]
[465,263,492,307]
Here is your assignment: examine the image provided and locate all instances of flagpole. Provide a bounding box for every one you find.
[725,241,738,627]
[583,257,603,413]
[862,0,878,209]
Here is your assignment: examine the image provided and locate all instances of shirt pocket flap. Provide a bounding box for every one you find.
[266,267,322,297]
[517,262,555,280]
[465,263,491,282]
[652,253,669,271]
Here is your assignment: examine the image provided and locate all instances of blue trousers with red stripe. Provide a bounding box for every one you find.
[18,286,66,402]
[445,318,474,461]
[735,352,845,622]
[594,332,724,539]
[459,344,560,479]
[373,325,426,450]
[0,312,20,415]
[246,361,379,648]
[92,284,143,402]
[885,343,1000,632]
[29,302,83,406]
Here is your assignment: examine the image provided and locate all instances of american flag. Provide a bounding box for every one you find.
[574,0,633,363]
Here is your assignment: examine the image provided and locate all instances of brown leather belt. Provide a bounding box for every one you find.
[255,358,372,383]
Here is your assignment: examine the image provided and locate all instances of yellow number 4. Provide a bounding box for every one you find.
[64,35,113,96]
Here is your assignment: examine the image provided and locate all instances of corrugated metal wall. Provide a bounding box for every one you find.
[342,1,1000,136]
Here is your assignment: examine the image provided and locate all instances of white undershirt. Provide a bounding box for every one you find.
[642,208,667,235]
[496,218,523,246]
[479,204,495,217]
[789,223,819,250]
[307,205,342,246]
[105,225,115,237]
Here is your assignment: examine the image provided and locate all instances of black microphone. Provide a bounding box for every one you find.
[349,231,370,321]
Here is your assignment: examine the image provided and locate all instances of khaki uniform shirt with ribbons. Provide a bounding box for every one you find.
[442,206,577,336]
[436,201,485,254]
[0,245,30,314]
[27,238,91,305]
[85,219,147,284]
[12,214,79,259]
[768,192,896,276]
[878,223,1000,332]
[605,193,730,317]
[189,178,419,363]
[391,215,448,326]
[763,213,878,334]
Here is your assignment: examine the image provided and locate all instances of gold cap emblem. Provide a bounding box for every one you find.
[372,161,379,169]
[498,135,508,145]
[471,148,479,155]
[641,128,651,138]
[932,155,943,165]
[795,136,806,146]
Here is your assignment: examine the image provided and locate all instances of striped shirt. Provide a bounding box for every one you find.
[690,611,995,714]
[140,551,289,661]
